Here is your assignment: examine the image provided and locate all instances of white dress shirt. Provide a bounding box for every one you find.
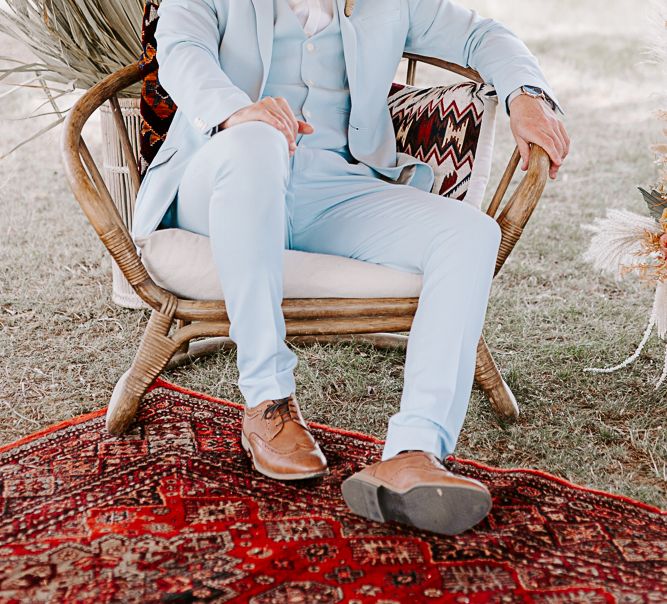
[287,0,335,37]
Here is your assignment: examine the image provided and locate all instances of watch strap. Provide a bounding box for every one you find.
[507,86,558,114]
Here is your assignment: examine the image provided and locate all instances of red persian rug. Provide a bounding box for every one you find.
[0,379,665,603]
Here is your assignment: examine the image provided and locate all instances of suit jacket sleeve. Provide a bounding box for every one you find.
[155,0,255,135]
[404,0,562,115]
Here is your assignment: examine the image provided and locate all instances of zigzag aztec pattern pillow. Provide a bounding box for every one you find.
[387,82,497,203]
[137,1,497,205]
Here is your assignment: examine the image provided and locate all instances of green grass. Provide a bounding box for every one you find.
[1,0,665,508]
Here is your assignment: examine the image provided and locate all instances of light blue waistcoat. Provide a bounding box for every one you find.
[261,0,365,165]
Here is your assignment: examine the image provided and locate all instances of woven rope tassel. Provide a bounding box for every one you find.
[344,0,355,17]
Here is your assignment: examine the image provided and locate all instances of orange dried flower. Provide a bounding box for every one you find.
[620,230,667,283]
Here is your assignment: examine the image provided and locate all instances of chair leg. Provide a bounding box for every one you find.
[167,336,237,369]
[164,333,409,372]
[107,304,180,435]
[287,332,409,351]
[174,319,191,356]
[474,335,520,420]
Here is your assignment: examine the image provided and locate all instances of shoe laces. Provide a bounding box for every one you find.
[262,396,308,430]
[263,396,293,421]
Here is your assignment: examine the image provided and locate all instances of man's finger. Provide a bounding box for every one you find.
[269,104,296,143]
[528,135,561,180]
[558,121,571,158]
[537,134,563,168]
[516,137,531,171]
[549,122,568,160]
[274,97,299,140]
[262,109,294,148]
[263,99,296,148]
[274,107,298,152]
[298,120,315,133]
[541,129,565,163]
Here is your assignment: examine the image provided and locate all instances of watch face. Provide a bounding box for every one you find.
[522,85,544,97]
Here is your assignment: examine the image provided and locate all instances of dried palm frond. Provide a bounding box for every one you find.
[0,0,144,94]
[582,210,667,388]
[0,0,146,156]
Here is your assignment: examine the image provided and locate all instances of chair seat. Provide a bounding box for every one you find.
[137,228,423,300]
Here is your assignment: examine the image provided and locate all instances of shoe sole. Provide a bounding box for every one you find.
[341,473,492,536]
[241,432,329,481]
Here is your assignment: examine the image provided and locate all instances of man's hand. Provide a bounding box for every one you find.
[509,95,570,180]
[220,96,315,156]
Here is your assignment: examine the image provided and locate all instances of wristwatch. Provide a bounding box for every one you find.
[508,85,558,113]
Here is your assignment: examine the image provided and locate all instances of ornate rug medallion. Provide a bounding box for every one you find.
[0,379,665,602]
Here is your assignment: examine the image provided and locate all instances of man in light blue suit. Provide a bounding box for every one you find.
[133,0,569,535]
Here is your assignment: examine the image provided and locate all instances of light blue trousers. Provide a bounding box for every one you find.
[174,121,502,460]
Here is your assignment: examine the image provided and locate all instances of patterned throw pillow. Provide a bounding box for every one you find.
[388,82,497,206]
[138,1,497,206]
[138,0,175,175]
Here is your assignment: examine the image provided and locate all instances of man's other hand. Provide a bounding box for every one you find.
[509,95,570,180]
[220,97,315,156]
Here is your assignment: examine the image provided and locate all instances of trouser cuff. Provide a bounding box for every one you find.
[381,423,450,461]
[239,367,297,409]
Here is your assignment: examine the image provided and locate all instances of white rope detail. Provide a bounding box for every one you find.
[584,311,656,374]
[655,344,667,389]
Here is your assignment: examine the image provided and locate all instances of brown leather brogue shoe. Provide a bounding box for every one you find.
[341,450,492,535]
[241,394,328,480]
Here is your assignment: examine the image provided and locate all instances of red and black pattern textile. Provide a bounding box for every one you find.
[138,0,176,174]
[0,379,665,603]
[137,1,495,203]
[388,81,496,200]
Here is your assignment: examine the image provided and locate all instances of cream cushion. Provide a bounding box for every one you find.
[134,81,497,302]
[136,228,424,300]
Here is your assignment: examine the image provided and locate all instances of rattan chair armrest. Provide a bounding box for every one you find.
[493,144,550,275]
[61,62,142,233]
[60,62,173,313]
[402,52,483,84]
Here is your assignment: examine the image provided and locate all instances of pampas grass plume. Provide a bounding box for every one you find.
[582,209,662,279]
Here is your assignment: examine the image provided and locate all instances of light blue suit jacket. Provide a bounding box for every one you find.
[131,0,558,241]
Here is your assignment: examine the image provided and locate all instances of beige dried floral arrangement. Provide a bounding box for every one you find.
[583,7,667,387]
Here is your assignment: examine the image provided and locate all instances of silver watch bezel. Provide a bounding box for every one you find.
[520,85,556,111]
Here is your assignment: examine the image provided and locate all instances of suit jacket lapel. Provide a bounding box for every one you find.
[250,0,357,120]
[336,0,358,122]
[250,0,275,95]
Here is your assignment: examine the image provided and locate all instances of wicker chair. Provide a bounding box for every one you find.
[61,52,550,435]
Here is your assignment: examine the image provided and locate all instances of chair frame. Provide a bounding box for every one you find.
[61,55,550,435]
